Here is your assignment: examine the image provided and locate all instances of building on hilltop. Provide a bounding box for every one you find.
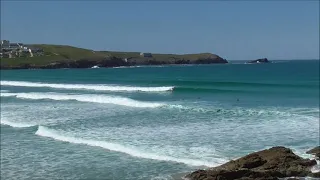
[140,52,152,58]
[9,43,20,49]
[1,40,10,48]
[1,40,24,50]
[1,40,45,58]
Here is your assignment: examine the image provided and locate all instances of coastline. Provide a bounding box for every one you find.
[0,57,228,70]
[0,44,228,70]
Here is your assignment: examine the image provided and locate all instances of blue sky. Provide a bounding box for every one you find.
[1,1,319,60]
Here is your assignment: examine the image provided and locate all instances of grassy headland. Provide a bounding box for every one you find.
[0,44,228,69]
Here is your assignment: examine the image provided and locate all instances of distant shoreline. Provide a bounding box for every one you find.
[0,44,228,70]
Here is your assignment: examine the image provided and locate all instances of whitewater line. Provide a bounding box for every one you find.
[0,118,36,128]
[1,81,174,92]
[0,92,165,108]
[35,126,223,167]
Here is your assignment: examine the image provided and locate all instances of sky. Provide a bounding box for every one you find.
[1,1,319,60]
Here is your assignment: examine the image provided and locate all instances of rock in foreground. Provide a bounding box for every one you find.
[185,146,318,180]
[307,146,320,160]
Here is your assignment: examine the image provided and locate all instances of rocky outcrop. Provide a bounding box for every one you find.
[307,146,320,160]
[185,146,319,180]
[124,54,228,66]
[1,56,127,70]
[1,54,228,70]
[193,54,228,64]
[247,58,270,64]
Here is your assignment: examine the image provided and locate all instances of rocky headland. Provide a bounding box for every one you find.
[0,44,228,70]
[2,55,227,70]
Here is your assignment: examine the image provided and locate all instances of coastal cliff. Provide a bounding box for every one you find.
[0,44,228,70]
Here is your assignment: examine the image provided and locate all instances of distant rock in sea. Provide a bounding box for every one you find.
[247,58,270,64]
[185,146,319,180]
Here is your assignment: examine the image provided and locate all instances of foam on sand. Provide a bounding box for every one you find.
[1,80,174,92]
[0,92,165,108]
[35,126,224,167]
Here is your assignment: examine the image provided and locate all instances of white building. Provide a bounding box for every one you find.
[140,52,152,57]
[1,40,10,48]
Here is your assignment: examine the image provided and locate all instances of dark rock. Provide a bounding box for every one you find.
[194,57,228,64]
[1,53,228,70]
[186,146,318,180]
[306,146,320,160]
[247,58,270,64]
[310,171,320,178]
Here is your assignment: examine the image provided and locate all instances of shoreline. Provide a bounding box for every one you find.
[0,58,228,70]
[0,44,228,70]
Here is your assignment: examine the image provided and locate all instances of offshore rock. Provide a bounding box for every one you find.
[247,58,270,64]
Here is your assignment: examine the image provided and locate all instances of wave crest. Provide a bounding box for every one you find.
[1,92,164,108]
[1,81,174,92]
[0,118,36,128]
[35,126,224,167]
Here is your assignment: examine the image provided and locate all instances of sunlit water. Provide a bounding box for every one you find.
[1,60,319,180]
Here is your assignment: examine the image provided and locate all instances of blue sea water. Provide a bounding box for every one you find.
[1,60,319,180]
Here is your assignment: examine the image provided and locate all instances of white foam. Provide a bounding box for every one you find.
[292,148,320,174]
[1,80,174,92]
[311,162,320,173]
[166,105,319,120]
[0,92,164,108]
[0,90,9,93]
[0,93,15,97]
[35,126,220,167]
[0,118,36,128]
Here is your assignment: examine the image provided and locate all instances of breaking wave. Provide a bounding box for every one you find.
[0,92,165,108]
[35,126,224,167]
[0,81,174,92]
[0,118,36,128]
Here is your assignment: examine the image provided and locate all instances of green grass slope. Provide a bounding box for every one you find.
[1,44,226,68]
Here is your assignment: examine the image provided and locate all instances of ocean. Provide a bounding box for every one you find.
[1,60,319,180]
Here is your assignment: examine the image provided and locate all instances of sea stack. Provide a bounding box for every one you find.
[247,58,270,64]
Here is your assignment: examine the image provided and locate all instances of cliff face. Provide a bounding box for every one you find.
[1,54,228,70]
